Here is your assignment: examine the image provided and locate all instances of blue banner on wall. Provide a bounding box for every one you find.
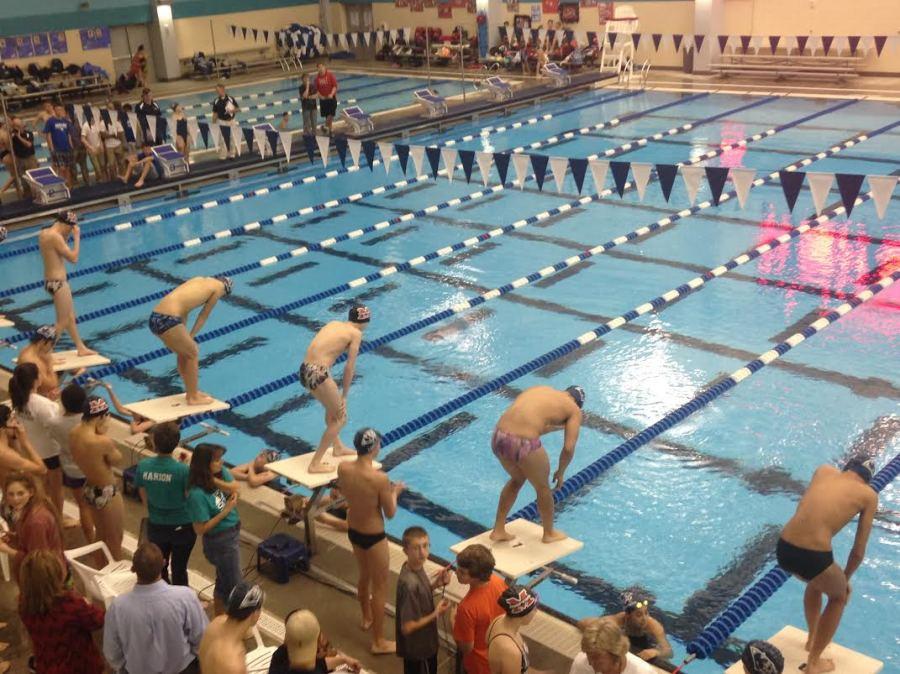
[14,35,34,58]
[79,26,111,50]
[0,39,15,60]
[32,33,51,56]
[50,31,68,55]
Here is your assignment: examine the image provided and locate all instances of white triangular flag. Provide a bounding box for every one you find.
[680,165,704,205]
[233,125,242,156]
[390,29,398,42]
[187,118,201,148]
[867,175,898,219]
[730,168,757,209]
[783,35,797,54]
[409,145,425,177]
[441,148,457,182]
[512,153,530,189]
[683,34,694,53]
[316,134,330,167]
[279,131,292,163]
[549,156,568,193]
[127,112,139,140]
[806,172,834,215]
[589,159,609,193]
[208,122,222,149]
[750,35,764,53]
[347,32,356,47]
[378,141,393,174]
[721,35,734,53]
[74,105,86,127]
[475,151,493,187]
[253,128,267,158]
[631,162,653,200]
[833,35,849,55]
[858,36,874,57]
[375,31,384,47]
[808,35,822,55]
[144,118,156,144]
[348,138,362,167]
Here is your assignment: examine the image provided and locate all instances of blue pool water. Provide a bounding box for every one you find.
[2,86,898,672]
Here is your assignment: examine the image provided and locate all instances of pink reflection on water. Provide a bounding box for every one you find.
[718,122,747,169]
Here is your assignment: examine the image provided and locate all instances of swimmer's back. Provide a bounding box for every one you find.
[154,277,219,315]
[338,459,387,534]
[38,228,66,279]
[497,386,576,437]
[304,321,356,366]
[69,425,117,485]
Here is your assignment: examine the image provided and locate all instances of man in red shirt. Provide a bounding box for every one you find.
[315,63,338,136]
[452,544,507,674]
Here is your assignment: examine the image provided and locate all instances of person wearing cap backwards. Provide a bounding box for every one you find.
[199,581,265,674]
[70,395,124,559]
[298,305,371,473]
[149,275,233,405]
[489,385,585,544]
[581,587,671,663]
[740,640,783,674]
[269,609,362,674]
[18,325,60,399]
[337,427,405,654]
[776,455,878,674]
[38,210,97,357]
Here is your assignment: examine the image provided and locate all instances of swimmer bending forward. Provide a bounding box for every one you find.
[148,276,232,406]
[298,305,370,473]
[491,385,584,543]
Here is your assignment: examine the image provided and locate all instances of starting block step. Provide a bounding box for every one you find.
[14,350,111,372]
[267,447,381,490]
[125,394,229,423]
[450,519,583,580]
[724,625,883,674]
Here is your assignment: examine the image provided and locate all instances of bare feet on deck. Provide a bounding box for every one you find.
[542,529,568,543]
[76,346,98,357]
[308,461,336,474]
[186,392,215,406]
[802,658,836,674]
[490,528,516,542]
[359,617,373,631]
[371,639,396,655]
[134,180,145,188]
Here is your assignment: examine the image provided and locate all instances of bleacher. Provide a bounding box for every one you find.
[712,52,862,80]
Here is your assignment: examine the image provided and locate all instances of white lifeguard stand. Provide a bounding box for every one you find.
[24,167,70,206]
[599,5,639,77]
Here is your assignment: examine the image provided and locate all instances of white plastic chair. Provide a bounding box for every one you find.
[245,626,278,673]
[64,541,135,607]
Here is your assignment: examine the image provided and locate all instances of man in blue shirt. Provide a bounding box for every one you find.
[42,103,75,187]
[103,542,208,674]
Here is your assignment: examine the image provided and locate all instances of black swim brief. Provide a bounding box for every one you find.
[348,527,386,550]
[44,279,66,295]
[776,537,834,582]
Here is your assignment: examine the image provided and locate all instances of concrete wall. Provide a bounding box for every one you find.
[369,3,478,35]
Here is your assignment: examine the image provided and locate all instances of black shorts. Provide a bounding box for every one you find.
[43,456,61,470]
[63,472,87,489]
[319,97,337,118]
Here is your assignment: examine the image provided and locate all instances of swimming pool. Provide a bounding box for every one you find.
[1,86,898,672]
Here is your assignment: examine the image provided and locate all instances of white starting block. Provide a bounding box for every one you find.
[450,519,583,583]
[13,350,111,372]
[414,89,448,118]
[543,62,572,88]
[340,106,374,135]
[724,625,883,674]
[253,124,284,156]
[124,393,230,423]
[484,76,514,101]
[0,317,13,328]
[151,143,189,179]
[25,167,70,205]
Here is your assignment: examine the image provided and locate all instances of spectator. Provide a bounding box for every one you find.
[120,140,158,188]
[315,63,337,136]
[0,118,19,196]
[741,640,783,674]
[199,582,265,672]
[8,362,64,515]
[396,526,451,674]
[452,544,507,674]
[581,588,670,663]
[0,472,65,584]
[570,618,654,674]
[103,542,209,674]
[135,421,196,585]
[69,116,92,186]
[188,442,241,615]
[102,102,126,181]
[19,549,106,674]
[80,113,106,184]
[10,115,38,194]
[130,45,148,88]
[172,103,191,164]
[43,103,75,186]
[0,404,48,480]
[46,382,96,544]
[300,72,317,135]
[211,83,239,159]
[269,609,361,674]
[487,585,542,674]
[229,448,280,487]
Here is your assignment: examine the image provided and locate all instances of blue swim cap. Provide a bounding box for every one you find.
[566,385,585,409]
[215,275,233,296]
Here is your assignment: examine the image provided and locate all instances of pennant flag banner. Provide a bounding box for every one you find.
[590,160,609,194]
[705,166,729,206]
[279,131,293,162]
[631,163,653,200]
[335,135,348,167]
[266,130,279,157]
[396,143,410,174]
[475,151,493,187]
[304,134,317,164]
[779,170,805,212]
[835,173,865,216]
[459,149,475,183]
[656,163,678,202]
[493,152,511,186]
[316,135,330,167]
[512,153,530,188]
[378,141,393,173]
[610,161,630,197]
[569,158,588,194]
[806,172,834,215]
[410,145,425,177]
[442,148,458,182]
[220,124,233,154]
[348,138,362,168]
[730,168,756,208]
[531,154,549,191]
[867,175,897,219]
[425,146,441,178]
[362,140,377,170]
[681,165,704,205]
[550,156,568,193]
[242,127,254,154]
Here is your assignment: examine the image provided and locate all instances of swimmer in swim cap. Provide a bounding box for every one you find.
[489,385,584,544]
[777,457,879,674]
[298,305,372,473]
[19,325,60,399]
[741,640,783,674]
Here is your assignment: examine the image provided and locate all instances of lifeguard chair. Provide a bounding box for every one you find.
[599,4,639,74]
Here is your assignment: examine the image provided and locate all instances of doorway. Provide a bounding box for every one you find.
[110,24,156,82]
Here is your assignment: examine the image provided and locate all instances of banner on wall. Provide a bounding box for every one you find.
[32,33,51,56]
[580,0,597,6]
[79,26,111,50]
[467,0,476,13]
[559,2,579,23]
[506,0,519,12]
[542,0,559,15]
[0,38,16,60]
[14,35,34,58]
[49,30,68,54]
[530,4,541,22]
[410,0,424,11]
[438,0,452,17]
[597,2,614,22]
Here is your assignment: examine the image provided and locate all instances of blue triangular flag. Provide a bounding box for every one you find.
[230,25,236,37]
[264,30,269,43]
[610,161,630,197]
[362,140,377,170]
[705,166,729,206]
[123,117,136,144]
[199,122,210,148]
[220,124,233,153]
[138,114,151,139]
[395,144,410,174]
[493,152,510,185]
[242,126,254,152]
[425,146,441,179]
[252,28,258,41]
[335,135,348,167]
[835,173,865,217]
[156,116,167,143]
[241,27,247,39]
[569,158,588,194]
[83,105,94,125]
[779,170,805,213]
[656,164,678,202]
[530,154,549,191]
[459,149,475,183]
[266,130,279,156]
[100,108,111,126]
[304,134,317,163]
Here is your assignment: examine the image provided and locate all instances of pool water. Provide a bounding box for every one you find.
[2,86,898,672]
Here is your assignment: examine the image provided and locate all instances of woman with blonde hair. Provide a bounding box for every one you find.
[569,618,655,674]
[19,549,105,674]
[0,472,65,582]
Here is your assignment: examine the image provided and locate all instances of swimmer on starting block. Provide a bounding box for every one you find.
[776,455,878,674]
[38,210,96,357]
[88,380,154,435]
[490,385,584,544]
[148,276,232,406]
[18,326,61,399]
[298,305,371,473]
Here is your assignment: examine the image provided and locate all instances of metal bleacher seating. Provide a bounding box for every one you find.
[712,52,862,81]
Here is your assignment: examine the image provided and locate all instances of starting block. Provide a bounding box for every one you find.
[724,625,883,674]
[124,393,230,423]
[24,167,70,205]
[14,350,111,372]
[450,519,583,584]
[151,144,190,179]
[0,317,13,328]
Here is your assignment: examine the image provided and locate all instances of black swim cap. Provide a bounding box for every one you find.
[741,640,783,674]
[57,210,78,226]
[498,585,539,618]
[82,395,110,420]
[348,305,371,324]
[354,427,381,454]
[31,325,57,343]
[566,385,585,409]
[843,456,875,483]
